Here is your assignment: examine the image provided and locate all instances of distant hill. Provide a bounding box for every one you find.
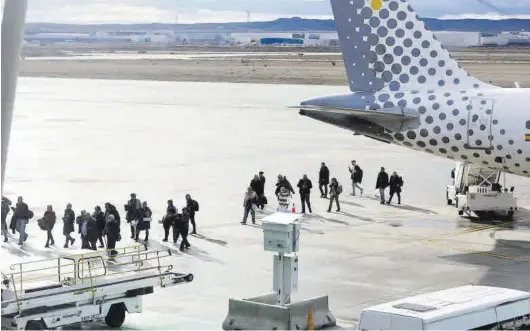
[24,17,530,34]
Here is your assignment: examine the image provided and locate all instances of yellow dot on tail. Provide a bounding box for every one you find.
[371,0,383,10]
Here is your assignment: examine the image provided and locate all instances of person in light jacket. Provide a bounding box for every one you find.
[327,178,342,212]
[241,187,258,225]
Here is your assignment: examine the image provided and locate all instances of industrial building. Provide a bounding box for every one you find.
[479,31,530,46]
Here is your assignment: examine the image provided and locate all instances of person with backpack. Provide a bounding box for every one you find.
[41,205,56,248]
[185,194,199,234]
[327,178,342,212]
[241,187,258,225]
[352,165,364,196]
[1,196,11,242]
[375,167,390,205]
[387,171,404,205]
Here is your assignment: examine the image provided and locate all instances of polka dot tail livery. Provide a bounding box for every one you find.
[330,0,492,93]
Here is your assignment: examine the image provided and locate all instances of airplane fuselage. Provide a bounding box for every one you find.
[301,87,530,177]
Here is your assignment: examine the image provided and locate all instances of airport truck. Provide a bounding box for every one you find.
[1,245,193,330]
[446,162,517,220]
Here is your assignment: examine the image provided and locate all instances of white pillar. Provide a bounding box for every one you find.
[1,0,28,193]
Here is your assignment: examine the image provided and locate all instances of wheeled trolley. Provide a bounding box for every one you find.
[1,245,193,330]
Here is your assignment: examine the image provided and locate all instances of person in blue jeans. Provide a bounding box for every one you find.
[375,167,390,204]
[241,187,258,225]
[14,196,30,246]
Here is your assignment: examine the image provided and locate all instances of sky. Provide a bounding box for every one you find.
[22,0,530,24]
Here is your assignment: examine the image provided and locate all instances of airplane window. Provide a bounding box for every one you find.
[526,121,530,129]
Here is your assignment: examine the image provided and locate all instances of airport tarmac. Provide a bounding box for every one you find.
[3,77,530,329]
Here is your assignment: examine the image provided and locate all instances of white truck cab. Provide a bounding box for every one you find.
[357,285,530,330]
[446,162,517,220]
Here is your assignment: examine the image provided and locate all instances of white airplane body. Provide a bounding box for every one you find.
[299,0,530,178]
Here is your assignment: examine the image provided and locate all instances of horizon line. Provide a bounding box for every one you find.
[25,15,530,26]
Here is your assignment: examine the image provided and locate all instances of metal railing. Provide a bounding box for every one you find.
[3,244,174,307]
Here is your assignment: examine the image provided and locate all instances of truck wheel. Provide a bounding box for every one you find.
[25,320,45,330]
[105,303,126,328]
[508,211,514,221]
[446,192,452,205]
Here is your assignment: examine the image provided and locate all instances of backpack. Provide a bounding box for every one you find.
[37,218,46,230]
[192,200,199,212]
[28,210,34,219]
[400,176,404,187]
[336,183,343,194]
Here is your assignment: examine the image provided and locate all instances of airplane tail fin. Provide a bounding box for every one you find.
[330,0,491,92]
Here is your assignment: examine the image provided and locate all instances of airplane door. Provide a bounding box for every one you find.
[467,98,493,149]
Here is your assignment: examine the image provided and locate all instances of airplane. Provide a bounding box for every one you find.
[297,0,530,178]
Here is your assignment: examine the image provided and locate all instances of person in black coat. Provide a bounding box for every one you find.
[167,199,176,214]
[136,201,152,242]
[250,174,265,209]
[258,171,267,209]
[297,174,313,214]
[86,215,99,250]
[125,193,142,239]
[375,167,390,204]
[93,206,106,248]
[174,207,191,252]
[318,163,330,198]
[186,194,199,234]
[387,171,404,205]
[275,175,295,196]
[1,196,11,242]
[104,214,120,257]
[62,203,76,248]
[105,203,121,226]
[43,205,56,248]
[162,203,176,242]
[250,175,263,196]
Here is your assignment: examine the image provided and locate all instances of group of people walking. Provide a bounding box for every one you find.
[161,196,199,252]
[1,193,200,256]
[240,160,405,223]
